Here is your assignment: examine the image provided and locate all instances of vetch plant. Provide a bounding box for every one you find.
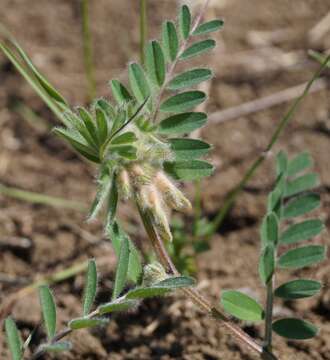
[1,2,329,360]
[220,151,327,352]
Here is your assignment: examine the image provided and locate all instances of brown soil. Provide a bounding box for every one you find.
[0,0,330,359]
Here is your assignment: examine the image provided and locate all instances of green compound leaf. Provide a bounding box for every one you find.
[111,132,137,145]
[5,317,22,360]
[95,98,115,119]
[282,193,320,219]
[280,219,324,245]
[129,63,150,103]
[179,5,191,40]
[95,108,109,145]
[111,145,137,160]
[276,150,288,176]
[278,245,326,269]
[220,290,264,322]
[126,286,170,299]
[169,138,211,160]
[98,299,138,314]
[168,68,213,90]
[287,152,313,178]
[39,285,57,340]
[267,186,283,216]
[40,341,72,353]
[158,112,207,135]
[155,276,195,289]
[285,173,319,198]
[146,40,166,87]
[259,244,275,285]
[83,259,97,316]
[164,160,214,181]
[77,107,99,147]
[112,233,130,300]
[53,127,99,163]
[107,222,142,283]
[162,21,179,62]
[193,19,224,36]
[69,317,108,330]
[110,80,132,104]
[160,91,206,113]
[272,318,318,340]
[274,279,322,299]
[180,39,216,60]
[260,212,279,246]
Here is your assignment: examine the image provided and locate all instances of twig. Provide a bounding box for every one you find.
[137,202,277,359]
[208,55,330,235]
[0,183,87,211]
[309,11,330,44]
[139,0,148,65]
[209,78,327,124]
[81,0,97,101]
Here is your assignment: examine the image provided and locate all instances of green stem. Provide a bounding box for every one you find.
[139,0,148,65]
[209,55,330,236]
[264,279,274,352]
[81,0,96,101]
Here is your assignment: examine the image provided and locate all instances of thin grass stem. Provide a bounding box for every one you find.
[139,0,148,65]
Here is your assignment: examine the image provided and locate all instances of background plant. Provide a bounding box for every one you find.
[220,151,327,352]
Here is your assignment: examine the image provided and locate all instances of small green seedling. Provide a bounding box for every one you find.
[220,151,326,351]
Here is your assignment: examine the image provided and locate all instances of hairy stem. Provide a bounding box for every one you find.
[81,0,96,101]
[139,0,148,65]
[208,54,330,236]
[264,279,274,352]
[137,202,277,360]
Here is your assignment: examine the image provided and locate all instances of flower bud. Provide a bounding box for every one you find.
[129,164,153,187]
[155,172,192,213]
[117,168,132,200]
[137,184,173,242]
[142,262,168,287]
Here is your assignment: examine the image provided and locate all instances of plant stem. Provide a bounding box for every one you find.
[139,0,148,65]
[0,183,87,211]
[81,0,96,101]
[264,279,274,352]
[208,55,330,236]
[137,202,277,360]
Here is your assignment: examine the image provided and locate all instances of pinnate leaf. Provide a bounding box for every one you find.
[146,41,166,87]
[160,91,206,113]
[276,150,288,176]
[168,68,212,90]
[179,5,191,39]
[110,80,132,104]
[282,193,320,219]
[40,342,72,353]
[98,299,137,314]
[287,152,313,177]
[280,219,324,245]
[5,317,22,360]
[272,318,318,340]
[83,259,97,316]
[158,112,207,135]
[278,245,326,269]
[162,21,179,62]
[155,276,195,289]
[69,317,108,330]
[39,285,57,339]
[274,279,321,299]
[260,212,279,246]
[164,160,214,181]
[169,138,211,160]
[112,233,130,299]
[126,286,170,299]
[259,244,275,285]
[180,39,216,60]
[193,19,224,36]
[221,290,264,322]
[285,173,319,197]
[129,63,150,103]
